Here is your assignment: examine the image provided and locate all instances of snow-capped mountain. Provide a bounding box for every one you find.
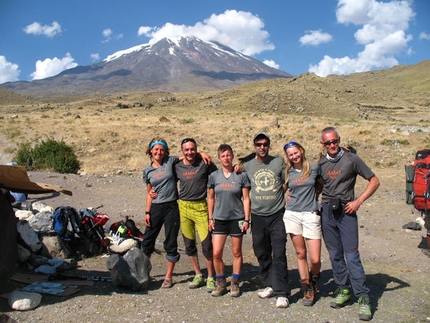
[3,36,292,97]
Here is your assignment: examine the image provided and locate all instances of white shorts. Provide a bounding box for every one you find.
[283,209,322,240]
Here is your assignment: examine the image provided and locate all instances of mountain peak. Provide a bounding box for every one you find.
[3,36,292,97]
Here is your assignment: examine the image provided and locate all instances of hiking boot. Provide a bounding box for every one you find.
[230,278,240,297]
[189,274,205,289]
[211,278,227,297]
[276,296,290,308]
[358,296,372,321]
[258,287,274,299]
[206,277,216,293]
[301,279,315,306]
[330,287,351,308]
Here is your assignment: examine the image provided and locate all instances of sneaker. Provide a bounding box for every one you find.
[330,287,351,308]
[211,278,227,297]
[258,287,274,299]
[301,279,315,306]
[358,296,372,321]
[189,274,205,289]
[206,277,216,293]
[230,278,240,297]
[276,296,289,308]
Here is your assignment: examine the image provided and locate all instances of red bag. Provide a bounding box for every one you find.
[411,149,430,211]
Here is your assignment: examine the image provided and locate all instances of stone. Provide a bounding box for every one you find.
[14,210,34,221]
[7,290,42,311]
[28,211,54,233]
[107,238,139,255]
[17,244,31,263]
[106,247,151,291]
[16,220,42,253]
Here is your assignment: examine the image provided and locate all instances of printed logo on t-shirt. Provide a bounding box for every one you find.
[254,168,278,193]
[152,168,167,180]
[325,170,342,180]
[291,176,309,186]
[182,170,197,180]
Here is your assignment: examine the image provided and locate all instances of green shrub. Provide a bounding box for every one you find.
[15,142,35,168]
[15,138,81,174]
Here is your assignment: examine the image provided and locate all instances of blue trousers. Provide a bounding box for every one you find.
[251,208,290,297]
[321,203,369,297]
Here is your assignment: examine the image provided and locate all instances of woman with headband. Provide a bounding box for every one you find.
[283,141,324,306]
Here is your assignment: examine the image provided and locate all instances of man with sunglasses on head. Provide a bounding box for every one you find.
[318,127,380,321]
[175,138,218,292]
[239,131,291,309]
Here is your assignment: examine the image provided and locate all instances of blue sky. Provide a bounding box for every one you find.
[1,0,429,84]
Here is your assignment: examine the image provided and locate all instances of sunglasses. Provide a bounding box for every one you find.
[254,142,269,147]
[284,142,297,149]
[322,139,340,146]
[181,138,197,145]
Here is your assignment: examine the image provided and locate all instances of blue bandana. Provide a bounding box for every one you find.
[150,141,168,150]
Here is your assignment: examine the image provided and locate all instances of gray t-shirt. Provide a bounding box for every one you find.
[286,163,321,212]
[243,156,286,216]
[143,155,179,204]
[207,169,250,220]
[318,152,375,204]
[175,158,217,201]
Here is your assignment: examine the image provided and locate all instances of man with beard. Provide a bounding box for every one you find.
[318,127,379,321]
[175,138,217,292]
[240,132,290,309]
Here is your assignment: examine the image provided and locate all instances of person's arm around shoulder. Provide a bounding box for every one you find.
[344,175,380,215]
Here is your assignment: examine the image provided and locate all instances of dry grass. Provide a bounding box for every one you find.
[1,61,429,176]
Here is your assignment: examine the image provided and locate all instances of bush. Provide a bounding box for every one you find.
[15,138,81,174]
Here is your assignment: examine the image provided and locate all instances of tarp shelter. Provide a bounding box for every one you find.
[0,165,72,279]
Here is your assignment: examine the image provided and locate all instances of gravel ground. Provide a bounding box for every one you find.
[1,170,430,323]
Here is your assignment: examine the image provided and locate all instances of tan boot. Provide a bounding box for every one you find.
[230,278,240,297]
[211,278,227,297]
[301,278,314,306]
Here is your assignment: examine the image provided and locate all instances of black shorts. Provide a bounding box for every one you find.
[213,219,245,236]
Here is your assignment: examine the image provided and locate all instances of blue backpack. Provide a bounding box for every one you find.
[52,206,83,241]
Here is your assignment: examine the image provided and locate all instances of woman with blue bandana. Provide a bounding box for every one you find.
[142,138,181,288]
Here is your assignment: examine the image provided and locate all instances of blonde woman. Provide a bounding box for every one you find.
[283,141,323,306]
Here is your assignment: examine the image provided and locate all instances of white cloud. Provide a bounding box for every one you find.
[299,30,333,46]
[419,32,430,40]
[102,29,112,38]
[0,56,20,83]
[90,53,100,62]
[138,26,154,36]
[23,21,61,38]
[311,0,415,77]
[137,10,274,56]
[30,53,78,80]
[263,60,279,69]
[102,28,122,43]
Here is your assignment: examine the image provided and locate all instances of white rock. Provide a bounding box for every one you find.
[16,221,42,253]
[7,290,42,310]
[15,210,34,221]
[108,238,139,254]
[31,201,47,212]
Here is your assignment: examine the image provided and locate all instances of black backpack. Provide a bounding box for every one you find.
[52,206,109,257]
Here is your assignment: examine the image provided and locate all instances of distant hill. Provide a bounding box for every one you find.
[1,36,292,98]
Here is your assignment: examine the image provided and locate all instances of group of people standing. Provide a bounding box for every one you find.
[141,127,379,322]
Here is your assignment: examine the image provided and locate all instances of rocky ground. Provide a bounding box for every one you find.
[1,169,430,323]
